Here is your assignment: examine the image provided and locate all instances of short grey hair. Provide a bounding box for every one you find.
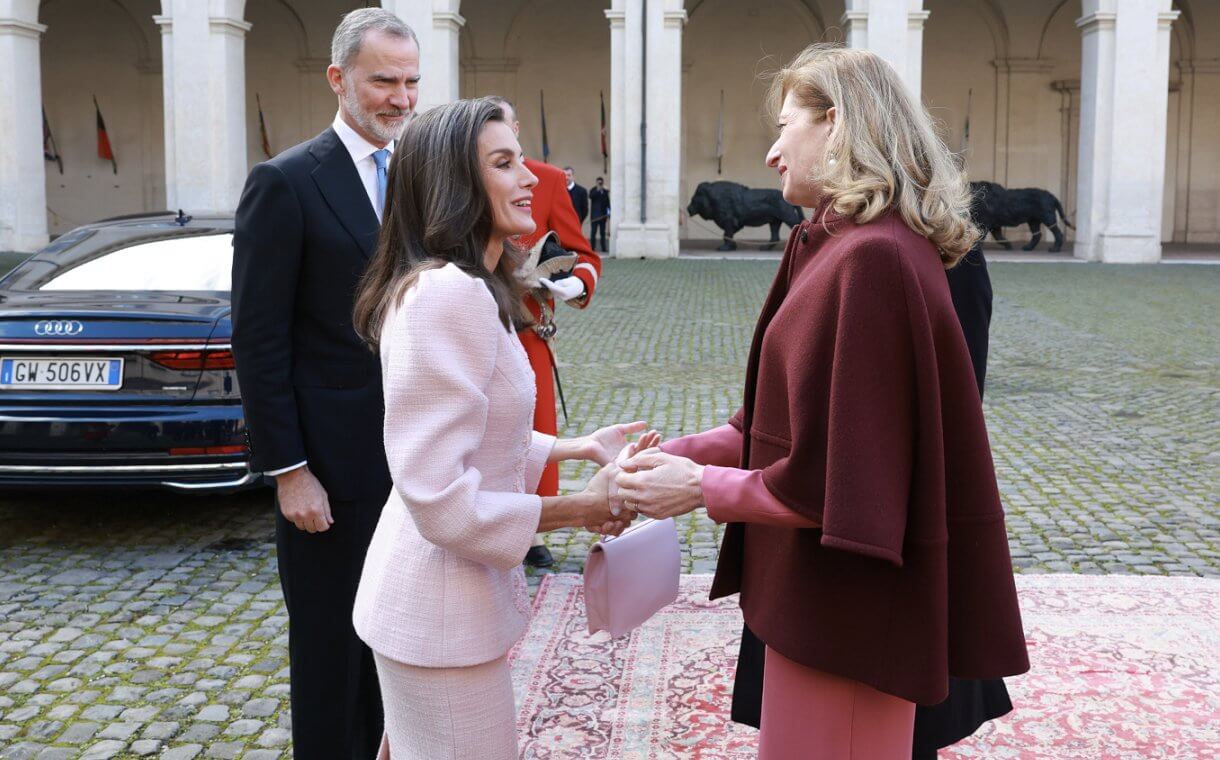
[486,95,516,119]
[331,8,417,70]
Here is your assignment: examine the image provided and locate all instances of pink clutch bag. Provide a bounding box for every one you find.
[584,517,681,637]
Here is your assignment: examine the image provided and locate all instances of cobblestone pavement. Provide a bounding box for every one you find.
[1,259,1217,757]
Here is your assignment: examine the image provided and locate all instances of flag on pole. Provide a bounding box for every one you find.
[599,90,608,174]
[256,93,273,159]
[540,90,550,163]
[962,88,972,156]
[43,107,63,175]
[715,89,725,175]
[93,95,117,175]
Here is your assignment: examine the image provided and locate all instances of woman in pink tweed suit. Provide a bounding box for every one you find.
[350,98,640,759]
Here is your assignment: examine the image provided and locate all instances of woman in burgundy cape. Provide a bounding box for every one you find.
[616,45,1029,758]
[729,241,1008,759]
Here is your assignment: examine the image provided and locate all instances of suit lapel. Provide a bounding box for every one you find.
[309,128,379,260]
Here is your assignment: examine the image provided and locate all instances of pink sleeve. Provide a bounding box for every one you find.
[702,465,820,528]
[660,425,742,467]
[525,432,556,495]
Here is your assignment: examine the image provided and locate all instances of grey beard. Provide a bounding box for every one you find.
[343,88,410,144]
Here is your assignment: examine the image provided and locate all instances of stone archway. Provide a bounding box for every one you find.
[681,0,822,240]
[40,0,163,233]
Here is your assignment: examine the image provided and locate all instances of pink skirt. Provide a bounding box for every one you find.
[760,646,916,759]
[373,652,517,760]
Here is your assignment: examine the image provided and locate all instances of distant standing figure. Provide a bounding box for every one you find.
[565,166,589,225]
[589,177,610,252]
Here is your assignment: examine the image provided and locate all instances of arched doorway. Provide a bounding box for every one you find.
[40,0,162,233]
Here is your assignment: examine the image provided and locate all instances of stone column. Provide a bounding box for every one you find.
[0,0,48,251]
[157,0,250,214]
[1176,60,1220,242]
[605,4,629,256]
[137,57,166,212]
[1074,0,1178,263]
[381,0,464,111]
[993,59,1058,188]
[1051,78,1082,224]
[842,0,928,100]
[607,0,686,259]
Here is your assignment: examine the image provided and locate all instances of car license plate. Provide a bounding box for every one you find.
[0,357,124,390]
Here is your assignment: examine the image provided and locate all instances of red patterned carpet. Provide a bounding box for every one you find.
[509,574,1219,759]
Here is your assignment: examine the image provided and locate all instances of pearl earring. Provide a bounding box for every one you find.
[827,156,837,167]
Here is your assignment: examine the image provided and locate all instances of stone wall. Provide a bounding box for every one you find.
[24,0,1220,245]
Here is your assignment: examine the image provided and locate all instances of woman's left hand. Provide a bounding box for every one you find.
[614,450,705,520]
[580,421,648,465]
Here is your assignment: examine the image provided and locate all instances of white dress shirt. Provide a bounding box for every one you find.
[263,114,396,479]
[332,111,395,223]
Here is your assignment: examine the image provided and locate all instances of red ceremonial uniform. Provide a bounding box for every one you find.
[517,158,601,497]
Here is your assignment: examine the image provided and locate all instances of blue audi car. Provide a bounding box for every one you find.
[0,211,260,491]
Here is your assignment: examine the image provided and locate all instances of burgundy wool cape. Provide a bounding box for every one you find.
[710,205,1030,706]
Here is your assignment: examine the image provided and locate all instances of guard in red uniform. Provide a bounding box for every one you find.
[491,97,601,567]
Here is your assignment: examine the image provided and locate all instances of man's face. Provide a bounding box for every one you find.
[564,168,574,184]
[328,31,421,147]
[596,179,604,188]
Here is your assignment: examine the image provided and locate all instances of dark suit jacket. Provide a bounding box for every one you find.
[589,186,610,220]
[945,246,992,397]
[231,127,392,503]
[567,183,589,223]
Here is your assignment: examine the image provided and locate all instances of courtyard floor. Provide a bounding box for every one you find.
[0,258,1217,758]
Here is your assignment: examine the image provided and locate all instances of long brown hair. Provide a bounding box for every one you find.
[353,97,530,348]
[768,44,980,267]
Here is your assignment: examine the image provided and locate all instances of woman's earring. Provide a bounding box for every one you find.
[827,156,837,167]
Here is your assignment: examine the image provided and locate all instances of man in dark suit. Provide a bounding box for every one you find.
[565,166,589,226]
[589,176,610,252]
[231,9,419,758]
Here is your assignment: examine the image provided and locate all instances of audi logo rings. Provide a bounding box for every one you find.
[34,320,85,337]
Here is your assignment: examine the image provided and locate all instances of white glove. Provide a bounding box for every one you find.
[540,276,585,302]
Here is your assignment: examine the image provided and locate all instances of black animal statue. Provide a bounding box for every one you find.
[687,181,804,251]
[969,180,1074,253]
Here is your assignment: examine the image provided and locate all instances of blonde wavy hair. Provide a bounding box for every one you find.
[769,44,980,266]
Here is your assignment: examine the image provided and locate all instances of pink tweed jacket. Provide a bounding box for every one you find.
[353,263,554,667]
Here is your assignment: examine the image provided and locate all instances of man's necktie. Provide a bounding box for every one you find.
[373,149,390,217]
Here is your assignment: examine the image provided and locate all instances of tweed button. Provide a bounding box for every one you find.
[800,229,809,244]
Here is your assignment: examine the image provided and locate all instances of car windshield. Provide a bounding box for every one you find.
[33,233,233,292]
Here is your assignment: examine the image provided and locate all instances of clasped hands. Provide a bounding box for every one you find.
[571,424,705,536]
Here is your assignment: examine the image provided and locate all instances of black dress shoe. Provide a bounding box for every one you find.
[525,545,554,568]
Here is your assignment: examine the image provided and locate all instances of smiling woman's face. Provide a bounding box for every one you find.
[765,90,836,208]
[479,121,538,240]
